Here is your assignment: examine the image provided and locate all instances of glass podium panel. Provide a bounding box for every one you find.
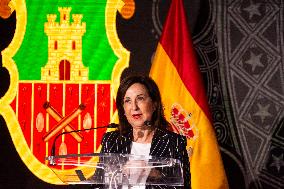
[46,153,184,188]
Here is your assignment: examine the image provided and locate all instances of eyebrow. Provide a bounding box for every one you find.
[124,93,147,99]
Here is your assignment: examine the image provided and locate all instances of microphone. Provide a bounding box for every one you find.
[49,123,118,162]
[144,120,152,127]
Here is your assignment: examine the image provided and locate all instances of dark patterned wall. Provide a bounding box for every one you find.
[216,0,284,188]
[0,0,283,188]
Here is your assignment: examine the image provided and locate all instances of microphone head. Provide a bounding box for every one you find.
[108,123,119,128]
[144,120,152,127]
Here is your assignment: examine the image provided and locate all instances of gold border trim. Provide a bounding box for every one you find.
[106,0,130,99]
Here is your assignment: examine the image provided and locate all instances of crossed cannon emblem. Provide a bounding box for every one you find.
[42,101,85,143]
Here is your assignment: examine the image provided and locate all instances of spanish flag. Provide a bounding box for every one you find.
[149,0,229,188]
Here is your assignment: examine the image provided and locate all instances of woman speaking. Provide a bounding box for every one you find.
[100,76,191,189]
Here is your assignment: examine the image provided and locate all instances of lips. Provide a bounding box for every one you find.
[132,113,142,119]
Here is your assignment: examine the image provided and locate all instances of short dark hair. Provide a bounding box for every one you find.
[116,75,169,135]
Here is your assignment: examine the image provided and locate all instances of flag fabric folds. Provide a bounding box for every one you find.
[149,0,229,188]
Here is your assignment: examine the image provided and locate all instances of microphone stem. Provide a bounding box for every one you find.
[50,124,118,157]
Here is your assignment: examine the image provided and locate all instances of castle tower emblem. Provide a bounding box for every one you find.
[41,7,88,81]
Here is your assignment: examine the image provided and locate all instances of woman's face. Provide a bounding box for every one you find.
[123,83,156,129]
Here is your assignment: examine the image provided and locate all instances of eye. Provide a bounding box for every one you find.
[124,99,131,104]
[136,96,145,101]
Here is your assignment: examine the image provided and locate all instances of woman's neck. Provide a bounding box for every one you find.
[133,128,155,143]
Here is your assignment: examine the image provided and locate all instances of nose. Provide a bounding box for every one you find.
[131,100,139,110]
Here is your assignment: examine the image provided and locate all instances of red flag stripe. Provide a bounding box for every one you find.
[160,0,211,119]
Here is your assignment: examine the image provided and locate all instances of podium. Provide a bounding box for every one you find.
[46,153,184,188]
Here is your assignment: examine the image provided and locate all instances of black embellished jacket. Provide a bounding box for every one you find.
[100,128,191,189]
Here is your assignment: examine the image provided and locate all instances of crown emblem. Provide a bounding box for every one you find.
[170,103,198,139]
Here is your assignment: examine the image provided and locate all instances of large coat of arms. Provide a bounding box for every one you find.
[1,0,133,184]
